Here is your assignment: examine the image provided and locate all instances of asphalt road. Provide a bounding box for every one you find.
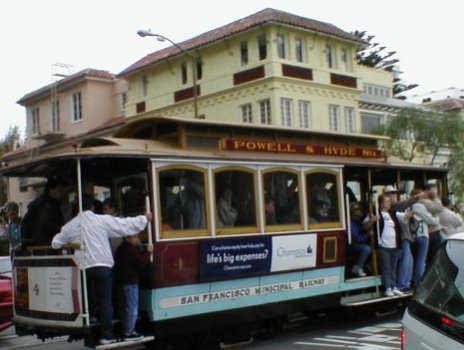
[0,308,403,350]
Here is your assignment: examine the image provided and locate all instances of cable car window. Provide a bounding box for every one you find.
[214,169,257,234]
[158,167,209,238]
[263,170,301,230]
[116,177,146,217]
[307,171,341,229]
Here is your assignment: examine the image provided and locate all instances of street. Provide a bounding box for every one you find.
[0,308,403,350]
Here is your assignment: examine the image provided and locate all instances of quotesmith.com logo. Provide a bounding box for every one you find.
[277,244,313,259]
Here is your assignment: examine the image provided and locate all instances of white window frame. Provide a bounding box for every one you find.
[257,33,267,60]
[259,99,271,125]
[295,37,305,63]
[326,44,335,69]
[276,33,287,59]
[31,107,40,135]
[240,41,249,66]
[72,92,82,122]
[341,48,349,71]
[120,92,127,112]
[50,100,60,132]
[241,103,253,123]
[141,74,148,97]
[344,107,355,133]
[329,104,340,131]
[280,98,293,127]
[298,100,311,128]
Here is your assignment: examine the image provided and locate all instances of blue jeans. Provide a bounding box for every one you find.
[413,235,429,286]
[397,239,413,290]
[86,267,113,339]
[353,243,371,269]
[378,247,400,289]
[122,284,139,335]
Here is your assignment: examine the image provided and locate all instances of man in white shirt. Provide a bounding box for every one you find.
[52,200,152,345]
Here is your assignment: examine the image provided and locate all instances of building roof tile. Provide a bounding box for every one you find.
[119,8,363,77]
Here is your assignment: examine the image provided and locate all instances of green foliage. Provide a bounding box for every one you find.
[378,108,464,200]
[353,30,418,96]
[0,126,21,204]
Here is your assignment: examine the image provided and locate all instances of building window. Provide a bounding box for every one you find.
[341,48,349,71]
[298,100,311,128]
[31,107,40,135]
[51,100,60,132]
[326,45,334,68]
[361,112,383,133]
[241,103,253,123]
[181,62,188,84]
[258,34,267,60]
[329,105,339,131]
[196,59,203,80]
[120,92,127,111]
[240,41,249,66]
[259,99,271,125]
[344,107,355,133]
[72,92,82,122]
[277,34,286,59]
[141,74,148,97]
[280,98,293,127]
[295,37,304,63]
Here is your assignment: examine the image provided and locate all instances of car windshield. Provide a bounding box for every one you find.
[412,239,464,328]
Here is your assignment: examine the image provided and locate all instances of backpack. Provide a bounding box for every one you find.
[409,214,423,238]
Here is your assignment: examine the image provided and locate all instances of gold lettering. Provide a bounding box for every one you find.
[288,144,297,153]
[268,143,277,151]
[246,142,256,150]
[349,148,357,156]
[340,148,348,156]
[234,140,246,150]
[305,146,315,154]
[256,142,267,151]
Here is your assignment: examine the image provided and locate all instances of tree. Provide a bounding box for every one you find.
[353,30,418,97]
[0,126,21,204]
[375,107,464,202]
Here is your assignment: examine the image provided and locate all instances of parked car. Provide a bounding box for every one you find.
[0,256,12,333]
[402,233,464,349]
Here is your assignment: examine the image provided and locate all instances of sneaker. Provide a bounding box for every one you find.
[392,287,404,296]
[99,337,119,345]
[351,265,367,277]
[384,288,394,297]
[123,332,144,341]
[401,287,414,294]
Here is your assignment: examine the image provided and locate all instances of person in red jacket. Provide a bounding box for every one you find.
[114,234,153,341]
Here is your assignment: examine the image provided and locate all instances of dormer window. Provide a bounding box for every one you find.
[326,45,334,68]
[240,41,249,66]
[181,62,188,84]
[295,38,304,63]
[141,75,148,97]
[277,34,286,59]
[31,107,40,135]
[258,34,267,60]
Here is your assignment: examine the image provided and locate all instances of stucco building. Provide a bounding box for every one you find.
[120,8,395,134]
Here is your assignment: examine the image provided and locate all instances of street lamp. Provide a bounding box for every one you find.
[137,29,199,119]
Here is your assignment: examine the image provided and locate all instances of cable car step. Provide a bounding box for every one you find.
[94,336,154,350]
[341,291,413,307]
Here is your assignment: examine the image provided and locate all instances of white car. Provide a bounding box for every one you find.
[402,233,464,349]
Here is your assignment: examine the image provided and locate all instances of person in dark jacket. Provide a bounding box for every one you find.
[114,235,153,341]
[350,202,371,277]
[21,175,66,247]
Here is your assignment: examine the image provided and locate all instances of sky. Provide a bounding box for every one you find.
[1,0,463,139]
